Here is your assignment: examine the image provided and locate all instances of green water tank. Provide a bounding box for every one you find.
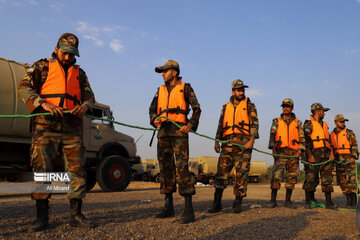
[0,58,31,140]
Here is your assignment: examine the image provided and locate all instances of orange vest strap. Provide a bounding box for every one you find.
[40,93,81,107]
[157,106,188,116]
[223,121,250,133]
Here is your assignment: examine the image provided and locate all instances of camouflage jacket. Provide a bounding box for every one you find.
[17,53,95,114]
[303,117,333,154]
[215,96,259,141]
[331,128,359,159]
[268,113,305,150]
[149,79,201,138]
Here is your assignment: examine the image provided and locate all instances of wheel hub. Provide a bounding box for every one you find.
[113,169,122,178]
[109,164,125,184]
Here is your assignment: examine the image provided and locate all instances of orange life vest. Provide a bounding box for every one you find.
[157,82,187,124]
[310,116,331,149]
[40,58,81,110]
[275,117,300,150]
[222,98,250,137]
[331,129,351,154]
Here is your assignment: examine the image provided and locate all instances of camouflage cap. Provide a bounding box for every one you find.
[310,103,330,112]
[281,98,294,107]
[57,33,80,57]
[232,79,248,90]
[334,114,349,122]
[155,60,179,73]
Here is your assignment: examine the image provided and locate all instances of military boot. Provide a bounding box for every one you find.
[305,191,311,209]
[310,191,319,203]
[232,196,243,213]
[180,195,195,224]
[267,189,277,208]
[70,199,95,228]
[346,194,352,208]
[156,193,175,218]
[207,188,223,213]
[350,193,357,208]
[325,192,337,210]
[28,199,49,233]
[284,189,293,208]
[352,193,358,206]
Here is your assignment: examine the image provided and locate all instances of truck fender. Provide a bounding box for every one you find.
[98,142,129,160]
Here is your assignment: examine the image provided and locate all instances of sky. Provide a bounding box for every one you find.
[1,0,360,166]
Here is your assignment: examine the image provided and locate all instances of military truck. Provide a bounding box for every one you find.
[0,58,140,192]
[189,156,218,184]
[131,162,156,181]
[189,156,267,184]
[229,161,267,184]
[247,161,267,183]
[132,159,159,182]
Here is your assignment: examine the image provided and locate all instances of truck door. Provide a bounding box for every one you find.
[88,108,114,147]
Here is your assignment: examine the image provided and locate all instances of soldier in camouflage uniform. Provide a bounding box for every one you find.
[268,98,305,208]
[303,103,336,209]
[207,79,259,214]
[149,60,201,224]
[331,114,359,208]
[17,33,95,232]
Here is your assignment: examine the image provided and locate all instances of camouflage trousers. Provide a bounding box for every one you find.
[157,136,195,196]
[303,150,333,192]
[214,142,252,197]
[335,154,357,194]
[271,148,299,190]
[30,117,86,200]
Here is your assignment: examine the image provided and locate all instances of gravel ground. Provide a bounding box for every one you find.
[0,182,359,240]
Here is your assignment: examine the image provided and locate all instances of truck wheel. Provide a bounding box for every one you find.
[252,177,259,183]
[86,171,97,192]
[96,155,132,192]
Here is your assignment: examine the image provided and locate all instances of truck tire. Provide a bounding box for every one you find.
[96,155,132,192]
[251,176,259,183]
[86,171,97,192]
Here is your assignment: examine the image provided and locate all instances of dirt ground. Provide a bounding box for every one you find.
[0,181,359,240]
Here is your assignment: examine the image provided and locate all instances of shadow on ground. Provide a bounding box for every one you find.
[198,211,317,240]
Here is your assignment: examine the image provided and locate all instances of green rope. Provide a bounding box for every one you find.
[310,201,356,211]
[0,111,157,131]
[301,159,332,166]
[0,112,353,167]
[0,111,71,118]
[155,116,348,167]
[155,116,299,159]
[87,115,157,131]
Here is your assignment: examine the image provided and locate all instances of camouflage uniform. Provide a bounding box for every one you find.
[149,81,201,196]
[303,118,334,193]
[332,127,359,194]
[268,113,305,190]
[18,53,95,200]
[213,96,259,197]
